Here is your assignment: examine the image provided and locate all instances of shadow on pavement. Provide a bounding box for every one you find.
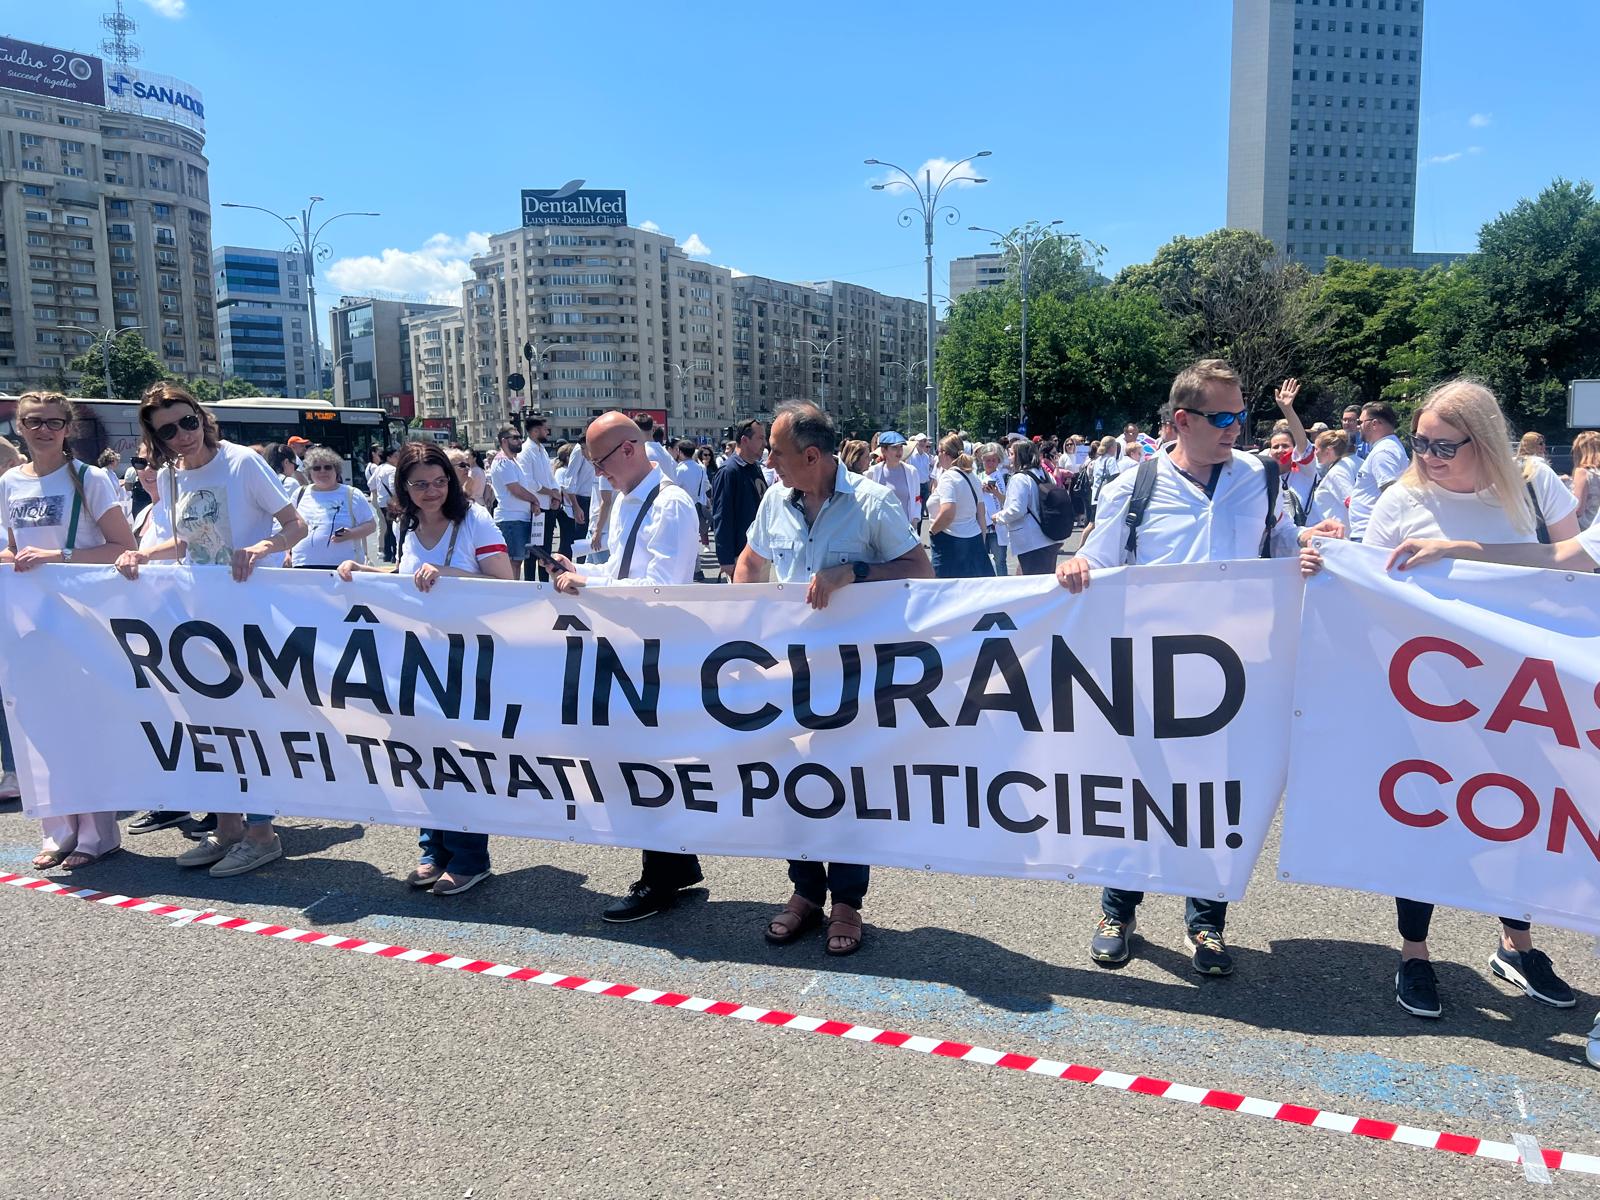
[47,836,1589,1067]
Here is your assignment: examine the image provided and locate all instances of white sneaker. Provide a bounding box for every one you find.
[1587,1017,1599,1069]
[0,770,19,801]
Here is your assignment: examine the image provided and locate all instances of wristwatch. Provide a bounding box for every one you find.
[60,547,74,563]
[852,560,870,582]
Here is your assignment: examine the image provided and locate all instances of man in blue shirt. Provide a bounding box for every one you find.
[736,402,931,953]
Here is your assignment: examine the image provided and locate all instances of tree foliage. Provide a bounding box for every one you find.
[65,332,168,401]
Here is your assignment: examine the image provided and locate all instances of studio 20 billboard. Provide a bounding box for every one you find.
[106,68,206,134]
[0,37,105,105]
[522,184,628,227]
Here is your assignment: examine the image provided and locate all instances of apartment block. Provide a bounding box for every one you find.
[404,307,475,439]
[213,245,315,396]
[949,252,1008,299]
[0,84,216,392]
[329,295,456,416]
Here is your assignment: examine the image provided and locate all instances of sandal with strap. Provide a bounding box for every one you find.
[826,903,864,957]
[765,894,823,945]
[31,848,68,870]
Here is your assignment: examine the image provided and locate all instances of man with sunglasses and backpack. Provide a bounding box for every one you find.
[1055,359,1344,977]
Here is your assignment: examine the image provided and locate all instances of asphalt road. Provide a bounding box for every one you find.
[1,804,1596,1200]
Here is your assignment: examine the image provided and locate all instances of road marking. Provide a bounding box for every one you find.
[4,870,1596,1180]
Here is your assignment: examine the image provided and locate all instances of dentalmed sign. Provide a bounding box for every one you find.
[521,188,628,227]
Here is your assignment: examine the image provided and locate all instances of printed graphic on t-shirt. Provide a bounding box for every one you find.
[176,486,234,565]
[8,493,66,529]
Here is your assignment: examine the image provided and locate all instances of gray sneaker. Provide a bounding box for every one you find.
[209,835,283,878]
[176,835,236,868]
[1586,1017,1598,1070]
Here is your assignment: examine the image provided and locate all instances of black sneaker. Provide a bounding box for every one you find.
[1187,928,1234,976]
[181,813,218,840]
[127,810,190,835]
[602,875,701,924]
[1490,946,1576,1008]
[1396,957,1442,1018]
[1089,915,1135,966]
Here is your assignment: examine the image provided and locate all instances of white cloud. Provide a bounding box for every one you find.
[324,231,490,305]
[141,0,187,17]
[1468,112,1492,128]
[1427,152,1463,165]
[873,157,988,192]
[681,233,712,258]
[638,220,661,232]
[1468,144,1484,154]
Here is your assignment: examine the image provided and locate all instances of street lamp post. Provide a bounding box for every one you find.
[520,339,553,413]
[883,358,927,431]
[219,197,379,400]
[51,323,146,399]
[865,150,991,444]
[968,220,1063,432]
[796,336,843,411]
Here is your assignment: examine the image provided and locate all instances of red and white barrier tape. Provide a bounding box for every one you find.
[3,870,1595,1178]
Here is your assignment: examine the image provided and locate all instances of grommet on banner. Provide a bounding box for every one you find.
[1067,873,1075,881]
[1280,871,1291,879]
[1294,709,1302,718]
[797,853,808,860]
[1218,563,1228,572]
[1566,574,1576,582]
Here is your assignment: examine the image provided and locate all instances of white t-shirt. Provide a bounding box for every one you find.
[1307,455,1360,529]
[397,503,507,575]
[371,462,397,511]
[1362,459,1577,550]
[1347,433,1410,540]
[134,494,172,550]
[674,457,709,506]
[933,467,985,538]
[980,467,1010,546]
[517,439,558,510]
[290,484,376,567]
[1,462,122,552]
[168,441,292,566]
[488,454,532,521]
[645,441,676,480]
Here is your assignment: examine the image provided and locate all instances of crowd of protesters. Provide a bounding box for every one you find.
[0,366,1595,1068]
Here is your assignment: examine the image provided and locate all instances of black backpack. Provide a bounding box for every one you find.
[1029,468,1076,542]
[1124,455,1281,561]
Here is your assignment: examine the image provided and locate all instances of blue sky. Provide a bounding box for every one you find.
[18,0,1600,319]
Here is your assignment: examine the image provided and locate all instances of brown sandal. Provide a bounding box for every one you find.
[31,849,68,870]
[825,903,863,956]
[765,894,823,945]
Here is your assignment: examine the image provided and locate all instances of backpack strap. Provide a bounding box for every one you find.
[1122,457,1161,561]
[1526,480,1549,544]
[1259,458,1282,558]
[63,463,88,552]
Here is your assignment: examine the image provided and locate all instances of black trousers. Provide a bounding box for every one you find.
[640,849,701,888]
[1395,898,1530,943]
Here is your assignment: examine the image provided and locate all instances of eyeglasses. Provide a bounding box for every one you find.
[131,456,150,469]
[591,439,633,472]
[20,416,69,431]
[1178,407,1249,429]
[406,476,450,494]
[153,412,202,442]
[310,464,337,473]
[1412,434,1472,460]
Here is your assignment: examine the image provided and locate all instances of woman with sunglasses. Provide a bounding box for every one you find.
[116,382,308,878]
[288,446,376,569]
[1310,379,1579,1020]
[1,392,135,870]
[337,441,512,895]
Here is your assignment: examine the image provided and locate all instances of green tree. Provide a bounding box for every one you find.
[982,228,1107,302]
[222,376,264,399]
[1116,228,1319,419]
[186,376,220,403]
[1458,178,1600,431]
[66,331,168,400]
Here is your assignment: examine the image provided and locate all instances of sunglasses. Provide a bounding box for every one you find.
[153,412,202,442]
[310,464,337,473]
[1178,407,1249,429]
[20,416,69,431]
[1412,434,1472,460]
[131,456,149,469]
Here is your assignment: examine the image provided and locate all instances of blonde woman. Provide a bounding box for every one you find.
[1517,431,1547,461]
[1309,380,1579,1019]
[1570,430,1600,531]
[0,436,22,805]
[1,392,135,870]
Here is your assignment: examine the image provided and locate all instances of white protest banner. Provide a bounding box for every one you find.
[1280,540,1600,935]
[0,560,1300,898]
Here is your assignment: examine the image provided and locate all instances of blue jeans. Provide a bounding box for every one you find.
[419,828,490,875]
[1101,887,1227,934]
[788,860,869,909]
[985,529,1009,577]
[930,530,994,579]
[495,517,532,561]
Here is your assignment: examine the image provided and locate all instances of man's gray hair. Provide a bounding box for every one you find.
[775,401,838,456]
